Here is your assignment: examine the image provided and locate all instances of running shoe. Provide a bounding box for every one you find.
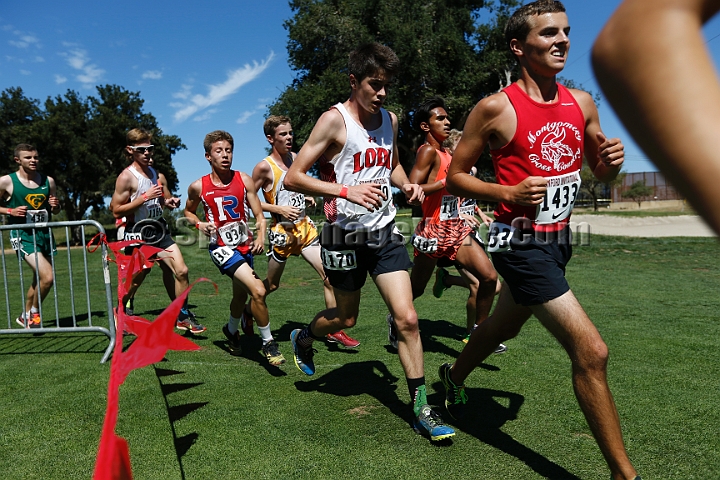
[462,331,507,354]
[432,267,450,298]
[222,324,242,356]
[290,328,316,375]
[176,309,207,334]
[494,343,508,354]
[241,303,255,336]
[28,313,41,329]
[15,314,26,328]
[124,296,134,316]
[386,313,398,349]
[326,330,360,348]
[262,340,286,366]
[413,405,456,441]
[438,362,467,420]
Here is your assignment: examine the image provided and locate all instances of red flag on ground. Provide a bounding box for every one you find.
[92,239,210,479]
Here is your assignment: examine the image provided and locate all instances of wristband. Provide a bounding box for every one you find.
[195,222,201,230]
[7,208,12,216]
[440,178,447,187]
[339,184,349,199]
[141,192,148,202]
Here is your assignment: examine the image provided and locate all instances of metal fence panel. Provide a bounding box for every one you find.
[0,220,115,363]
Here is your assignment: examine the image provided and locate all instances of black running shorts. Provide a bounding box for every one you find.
[491,226,572,306]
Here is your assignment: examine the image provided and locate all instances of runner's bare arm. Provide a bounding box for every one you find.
[389,112,424,205]
[251,159,300,220]
[593,0,720,233]
[285,108,385,209]
[47,176,61,214]
[448,94,547,206]
[241,172,266,255]
[158,173,181,209]
[573,90,624,183]
[0,175,14,216]
[409,145,445,195]
[183,179,213,236]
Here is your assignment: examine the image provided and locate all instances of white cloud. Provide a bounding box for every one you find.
[20,69,31,75]
[54,74,67,84]
[171,51,275,123]
[142,70,162,80]
[236,99,269,124]
[61,48,105,87]
[8,32,40,49]
[34,56,44,62]
[172,84,193,100]
[193,109,218,122]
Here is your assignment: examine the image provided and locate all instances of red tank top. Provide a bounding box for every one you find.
[491,83,584,232]
[420,147,457,222]
[200,170,251,253]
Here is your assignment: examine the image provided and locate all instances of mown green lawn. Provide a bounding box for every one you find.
[1,232,719,479]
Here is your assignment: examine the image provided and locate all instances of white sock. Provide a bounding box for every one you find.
[30,307,38,315]
[228,315,241,334]
[258,324,273,344]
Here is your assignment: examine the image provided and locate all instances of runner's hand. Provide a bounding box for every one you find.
[402,183,424,205]
[198,221,216,237]
[478,209,493,227]
[280,205,301,221]
[460,213,480,229]
[251,236,264,255]
[9,205,27,217]
[508,176,547,206]
[347,183,385,211]
[597,132,624,167]
[48,195,60,208]
[165,196,181,209]
[143,184,164,201]
[305,196,316,208]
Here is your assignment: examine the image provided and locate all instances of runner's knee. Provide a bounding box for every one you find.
[573,338,609,372]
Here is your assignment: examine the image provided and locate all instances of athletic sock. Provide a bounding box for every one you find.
[258,324,273,344]
[407,378,427,416]
[297,325,323,349]
[228,314,241,335]
[30,307,38,315]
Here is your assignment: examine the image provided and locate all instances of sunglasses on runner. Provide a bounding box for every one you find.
[129,145,155,154]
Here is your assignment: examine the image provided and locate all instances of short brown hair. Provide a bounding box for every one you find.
[348,42,399,83]
[505,0,566,49]
[14,143,36,159]
[126,128,152,146]
[263,115,291,137]
[203,130,234,153]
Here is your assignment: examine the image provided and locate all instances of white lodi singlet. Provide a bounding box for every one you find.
[326,102,396,230]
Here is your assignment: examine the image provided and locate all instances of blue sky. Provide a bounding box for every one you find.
[3,0,720,196]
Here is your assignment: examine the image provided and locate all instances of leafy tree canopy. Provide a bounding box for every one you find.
[269,0,522,176]
[0,85,185,222]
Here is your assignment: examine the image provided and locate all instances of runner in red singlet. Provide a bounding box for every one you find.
[184,130,285,366]
[437,2,640,479]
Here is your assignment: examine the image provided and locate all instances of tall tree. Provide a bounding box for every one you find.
[579,162,626,211]
[270,0,521,177]
[0,87,42,174]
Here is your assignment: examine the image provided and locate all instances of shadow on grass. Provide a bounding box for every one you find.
[294,360,441,440]
[428,384,582,479]
[0,333,108,356]
[154,365,207,480]
[418,318,466,357]
[212,338,287,377]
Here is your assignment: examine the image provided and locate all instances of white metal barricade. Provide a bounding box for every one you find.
[0,220,115,363]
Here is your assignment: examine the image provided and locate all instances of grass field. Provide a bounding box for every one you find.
[1,231,719,479]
